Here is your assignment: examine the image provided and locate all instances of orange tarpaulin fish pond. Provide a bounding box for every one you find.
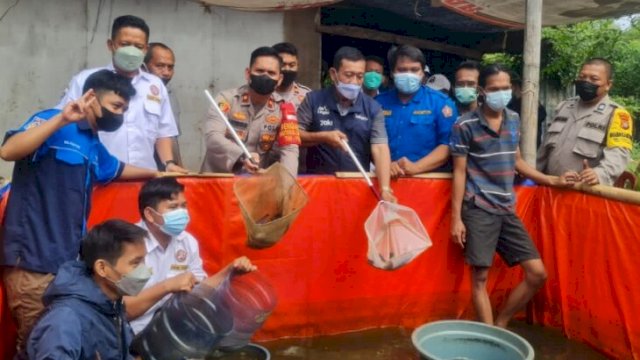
[1,177,639,359]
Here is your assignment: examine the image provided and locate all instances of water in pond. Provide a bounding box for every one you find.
[258,321,607,359]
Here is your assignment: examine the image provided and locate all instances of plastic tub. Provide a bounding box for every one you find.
[216,272,278,350]
[412,320,534,360]
[133,289,234,360]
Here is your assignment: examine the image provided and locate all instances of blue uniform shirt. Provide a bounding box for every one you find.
[297,87,388,174]
[376,86,458,162]
[1,109,124,274]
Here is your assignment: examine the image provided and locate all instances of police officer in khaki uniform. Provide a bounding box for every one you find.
[538,58,633,186]
[272,42,311,109]
[272,42,311,172]
[201,46,299,175]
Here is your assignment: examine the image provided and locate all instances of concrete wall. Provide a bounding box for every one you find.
[0,0,286,176]
[283,8,321,89]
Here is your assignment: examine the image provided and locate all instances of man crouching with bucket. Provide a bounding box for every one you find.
[27,220,151,358]
[125,177,256,334]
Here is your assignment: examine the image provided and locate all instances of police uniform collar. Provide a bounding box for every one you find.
[328,86,365,114]
[273,88,289,102]
[237,84,252,106]
[594,95,611,113]
[237,84,278,108]
[576,95,610,113]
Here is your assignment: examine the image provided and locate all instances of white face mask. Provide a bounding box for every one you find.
[106,263,152,296]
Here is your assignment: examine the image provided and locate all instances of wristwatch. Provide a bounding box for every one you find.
[381,186,394,194]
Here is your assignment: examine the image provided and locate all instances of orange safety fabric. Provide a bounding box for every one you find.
[0,178,638,359]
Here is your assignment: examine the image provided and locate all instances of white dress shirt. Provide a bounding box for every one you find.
[57,64,179,170]
[129,221,207,334]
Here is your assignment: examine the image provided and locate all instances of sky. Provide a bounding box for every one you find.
[615,14,639,30]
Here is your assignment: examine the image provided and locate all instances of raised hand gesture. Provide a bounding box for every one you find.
[61,89,96,124]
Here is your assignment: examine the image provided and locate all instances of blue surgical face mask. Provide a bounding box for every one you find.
[455,87,478,105]
[153,208,190,237]
[335,82,361,100]
[393,72,422,94]
[484,89,512,112]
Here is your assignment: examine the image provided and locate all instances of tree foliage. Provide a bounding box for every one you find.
[541,20,623,87]
[482,18,640,95]
[483,18,640,118]
[482,18,640,178]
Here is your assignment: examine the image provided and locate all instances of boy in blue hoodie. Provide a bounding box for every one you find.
[26,219,151,359]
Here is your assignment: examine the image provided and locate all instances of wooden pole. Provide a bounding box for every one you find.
[521,0,543,165]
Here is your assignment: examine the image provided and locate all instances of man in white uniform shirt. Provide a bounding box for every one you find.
[57,15,187,173]
[125,177,256,334]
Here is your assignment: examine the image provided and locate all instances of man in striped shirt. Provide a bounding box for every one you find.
[449,64,577,328]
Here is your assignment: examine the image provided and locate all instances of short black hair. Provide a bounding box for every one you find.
[250,46,283,69]
[479,63,511,88]
[582,57,613,80]
[272,42,298,57]
[81,219,147,272]
[388,45,426,72]
[111,15,150,41]
[365,55,385,68]
[456,60,481,74]
[82,69,136,102]
[144,42,173,65]
[138,177,185,218]
[332,46,365,70]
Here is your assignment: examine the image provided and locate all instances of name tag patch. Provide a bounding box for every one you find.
[170,264,188,271]
[413,110,432,115]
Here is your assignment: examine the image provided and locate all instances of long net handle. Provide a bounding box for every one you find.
[204,89,256,164]
[341,139,382,201]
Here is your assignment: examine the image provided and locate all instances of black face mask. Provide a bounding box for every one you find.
[280,70,298,89]
[96,107,124,132]
[249,74,278,95]
[574,80,600,102]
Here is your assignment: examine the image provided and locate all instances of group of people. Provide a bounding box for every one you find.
[0,12,634,359]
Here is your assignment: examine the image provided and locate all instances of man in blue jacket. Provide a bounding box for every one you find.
[376,45,458,177]
[26,220,151,359]
[0,70,157,352]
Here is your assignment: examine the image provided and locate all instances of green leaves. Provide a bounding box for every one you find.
[483,18,640,123]
[541,20,623,87]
